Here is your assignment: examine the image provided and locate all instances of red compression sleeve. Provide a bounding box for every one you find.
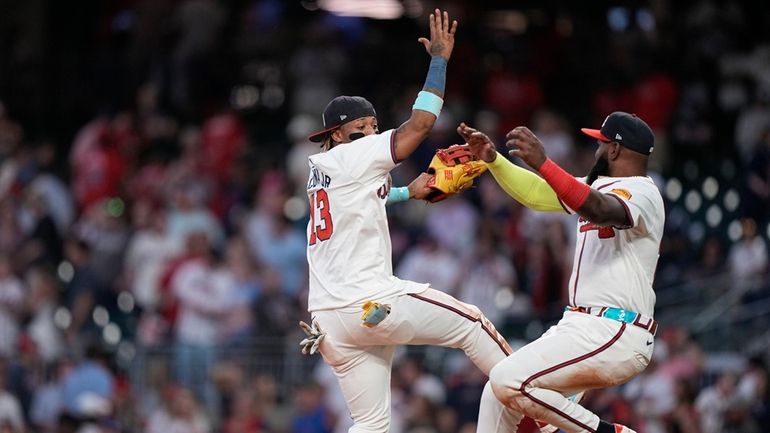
[537,158,591,210]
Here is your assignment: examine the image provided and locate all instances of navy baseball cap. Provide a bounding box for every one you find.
[580,112,655,155]
[308,96,377,142]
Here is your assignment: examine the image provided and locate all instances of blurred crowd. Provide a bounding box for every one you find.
[0,1,769,432]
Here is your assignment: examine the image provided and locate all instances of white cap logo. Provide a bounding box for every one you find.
[615,133,622,140]
[340,115,347,121]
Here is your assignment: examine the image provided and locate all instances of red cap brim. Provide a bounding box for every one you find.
[308,126,339,143]
[580,128,610,142]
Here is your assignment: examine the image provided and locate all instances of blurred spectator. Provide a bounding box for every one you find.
[455,226,517,327]
[144,385,211,433]
[0,201,22,256]
[404,395,439,433]
[695,372,741,433]
[253,268,299,339]
[244,172,306,298]
[482,57,544,138]
[690,235,727,280]
[742,129,770,222]
[212,237,261,346]
[395,234,461,296]
[166,183,225,252]
[29,358,73,433]
[668,379,699,433]
[734,91,770,166]
[396,357,446,407]
[727,218,769,290]
[0,256,23,356]
[24,267,64,362]
[531,109,575,167]
[291,381,334,433]
[623,360,677,433]
[252,374,292,433]
[123,200,177,311]
[19,190,63,268]
[222,388,265,433]
[74,200,131,289]
[656,327,705,383]
[169,231,225,411]
[69,118,127,213]
[25,141,74,234]
[62,238,103,343]
[61,344,115,420]
[0,359,24,433]
[424,198,479,253]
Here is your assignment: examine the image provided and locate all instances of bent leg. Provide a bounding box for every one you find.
[400,289,512,373]
[394,289,522,432]
[488,314,650,433]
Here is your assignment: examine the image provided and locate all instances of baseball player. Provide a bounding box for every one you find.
[459,112,664,433]
[299,10,550,433]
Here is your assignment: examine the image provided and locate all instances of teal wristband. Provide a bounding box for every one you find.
[412,91,443,117]
[387,186,410,204]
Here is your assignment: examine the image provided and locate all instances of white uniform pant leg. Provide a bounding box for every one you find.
[314,310,397,433]
[488,312,653,433]
[385,289,524,433]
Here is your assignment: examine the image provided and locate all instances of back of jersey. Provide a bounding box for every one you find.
[306,130,428,312]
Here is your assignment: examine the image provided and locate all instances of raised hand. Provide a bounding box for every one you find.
[457,122,497,163]
[418,9,458,60]
[506,126,548,170]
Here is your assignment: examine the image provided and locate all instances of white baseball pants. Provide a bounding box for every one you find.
[312,288,519,433]
[488,311,654,433]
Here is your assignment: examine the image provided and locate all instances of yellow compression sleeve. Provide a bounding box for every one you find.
[486,153,567,213]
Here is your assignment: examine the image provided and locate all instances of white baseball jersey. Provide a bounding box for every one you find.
[562,176,664,317]
[306,129,428,312]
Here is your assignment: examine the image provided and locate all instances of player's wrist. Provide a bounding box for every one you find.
[482,150,497,163]
[387,186,411,204]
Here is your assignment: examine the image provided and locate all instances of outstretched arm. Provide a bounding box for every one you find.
[507,127,630,226]
[393,9,458,162]
[459,123,565,212]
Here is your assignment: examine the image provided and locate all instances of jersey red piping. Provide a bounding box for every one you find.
[571,234,588,306]
[390,130,398,163]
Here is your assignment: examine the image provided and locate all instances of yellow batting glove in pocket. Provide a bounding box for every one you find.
[361,301,391,328]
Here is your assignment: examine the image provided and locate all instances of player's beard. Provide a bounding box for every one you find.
[586,152,609,186]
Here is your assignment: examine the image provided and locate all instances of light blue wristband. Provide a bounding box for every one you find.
[387,186,410,204]
[412,91,443,117]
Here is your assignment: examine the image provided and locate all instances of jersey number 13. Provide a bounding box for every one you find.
[309,189,334,245]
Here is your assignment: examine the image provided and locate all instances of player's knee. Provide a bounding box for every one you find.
[489,363,529,411]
